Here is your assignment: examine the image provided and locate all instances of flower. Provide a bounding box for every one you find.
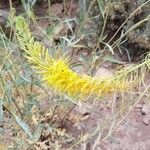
[15,17,126,99]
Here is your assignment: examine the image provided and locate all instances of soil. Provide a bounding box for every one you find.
[0,0,150,150]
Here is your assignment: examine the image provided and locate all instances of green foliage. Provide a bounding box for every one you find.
[0,0,150,149]
[0,98,3,124]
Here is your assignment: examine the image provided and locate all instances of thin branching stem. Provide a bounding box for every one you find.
[107,0,150,45]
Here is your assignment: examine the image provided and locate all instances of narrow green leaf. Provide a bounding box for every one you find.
[33,125,42,141]
[14,115,33,139]
[97,0,105,18]
[102,42,114,55]
[0,98,3,123]
[103,56,126,64]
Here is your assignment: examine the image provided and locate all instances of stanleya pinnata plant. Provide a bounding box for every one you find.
[15,16,128,99]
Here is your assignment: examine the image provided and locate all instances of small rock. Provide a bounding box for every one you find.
[0,9,9,23]
[0,9,11,37]
[135,103,143,109]
[81,49,91,57]
[50,3,63,16]
[142,114,150,125]
[141,104,150,115]
[103,62,113,68]
[94,67,113,78]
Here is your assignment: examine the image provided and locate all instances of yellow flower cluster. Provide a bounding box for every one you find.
[15,17,126,99]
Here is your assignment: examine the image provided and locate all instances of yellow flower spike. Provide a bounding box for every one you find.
[15,16,127,99]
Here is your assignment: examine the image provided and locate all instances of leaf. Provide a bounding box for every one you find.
[102,42,114,55]
[78,0,87,23]
[0,98,3,124]
[14,115,33,139]
[97,0,105,18]
[46,26,55,37]
[103,56,126,64]
[32,125,42,141]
